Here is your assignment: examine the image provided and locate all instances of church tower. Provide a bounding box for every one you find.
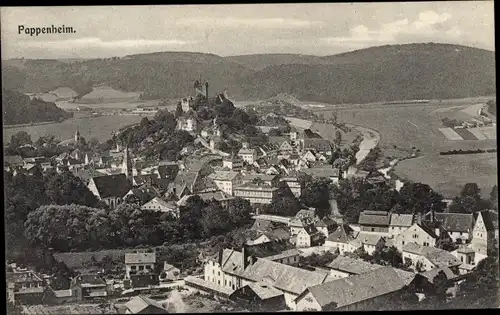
[121,145,133,180]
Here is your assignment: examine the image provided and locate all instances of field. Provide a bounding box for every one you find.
[77,85,141,104]
[316,99,497,198]
[56,99,161,110]
[3,113,142,143]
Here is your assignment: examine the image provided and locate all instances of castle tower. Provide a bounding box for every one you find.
[121,145,133,180]
[74,129,80,142]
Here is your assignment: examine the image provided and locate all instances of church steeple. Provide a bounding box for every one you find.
[121,145,133,180]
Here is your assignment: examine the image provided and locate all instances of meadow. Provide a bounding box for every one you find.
[3,113,143,143]
[317,99,497,198]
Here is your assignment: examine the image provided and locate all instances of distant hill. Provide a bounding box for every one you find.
[226,53,326,71]
[2,43,495,104]
[2,89,73,125]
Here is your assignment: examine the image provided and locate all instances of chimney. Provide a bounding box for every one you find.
[242,244,249,269]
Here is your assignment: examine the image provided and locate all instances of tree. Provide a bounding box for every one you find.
[267,182,302,216]
[398,182,446,215]
[226,197,252,225]
[200,201,231,237]
[10,131,32,148]
[175,102,184,118]
[490,185,498,210]
[300,177,333,218]
[45,172,99,207]
[268,128,282,136]
[370,245,404,268]
[179,196,204,240]
[448,183,490,213]
[140,117,150,128]
[334,130,342,146]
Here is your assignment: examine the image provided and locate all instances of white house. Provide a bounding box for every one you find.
[402,242,461,272]
[325,256,384,280]
[208,171,243,196]
[324,225,359,255]
[393,223,440,252]
[238,143,258,164]
[124,252,156,279]
[141,197,179,217]
[389,213,414,237]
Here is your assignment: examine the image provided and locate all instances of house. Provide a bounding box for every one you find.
[87,174,131,209]
[70,274,107,300]
[402,242,461,272]
[432,212,475,242]
[389,213,414,237]
[141,197,179,217]
[238,142,258,164]
[302,150,318,162]
[295,267,416,311]
[324,224,359,255]
[197,190,234,206]
[394,222,441,252]
[124,295,168,314]
[6,271,45,304]
[452,246,477,275]
[155,162,179,180]
[4,155,24,171]
[222,155,244,171]
[125,252,156,279]
[233,182,278,205]
[161,263,181,281]
[470,210,498,257]
[264,249,302,266]
[208,171,243,196]
[316,218,337,238]
[355,232,387,255]
[296,224,325,248]
[280,173,302,198]
[298,130,332,153]
[176,112,198,133]
[132,174,158,187]
[204,246,329,309]
[130,272,159,288]
[124,187,159,205]
[247,226,291,246]
[358,210,391,234]
[241,173,280,187]
[325,256,385,280]
[230,282,286,311]
[299,167,340,184]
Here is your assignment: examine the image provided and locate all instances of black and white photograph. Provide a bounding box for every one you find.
[2,2,498,313]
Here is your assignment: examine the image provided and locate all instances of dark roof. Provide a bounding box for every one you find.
[421,266,457,283]
[157,164,179,179]
[302,267,415,308]
[302,138,332,152]
[133,174,158,186]
[125,295,167,314]
[358,211,390,226]
[302,129,323,139]
[434,213,475,232]
[327,256,384,275]
[72,274,106,286]
[4,155,23,166]
[251,219,278,232]
[90,174,131,198]
[128,187,159,203]
[417,223,439,239]
[327,225,356,243]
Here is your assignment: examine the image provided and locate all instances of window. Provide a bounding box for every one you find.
[402,241,405,245]
[131,266,137,270]
[460,256,464,262]
[371,228,375,232]
[218,271,220,276]
[139,266,144,270]
[212,270,215,275]
[218,280,221,285]
[224,280,227,286]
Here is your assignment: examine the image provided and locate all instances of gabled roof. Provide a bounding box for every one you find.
[125,295,167,314]
[72,274,106,286]
[236,282,284,300]
[128,187,159,203]
[474,210,498,232]
[208,171,240,181]
[7,271,42,283]
[4,155,23,166]
[356,232,386,246]
[90,174,131,199]
[157,163,179,179]
[433,212,475,232]
[133,174,158,186]
[326,256,384,275]
[251,219,276,232]
[421,266,457,283]
[240,258,328,295]
[242,173,278,182]
[327,225,357,244]
[125,252,156,264]
[390,213,414,227]
[358,211,390,226]
[142,197,176,210]
[197,190,234,202]
[402,243,461,267]
[300,267,415,309]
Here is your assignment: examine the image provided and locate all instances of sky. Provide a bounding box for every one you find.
[1,2,495,59]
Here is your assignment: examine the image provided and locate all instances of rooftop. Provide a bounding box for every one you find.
[390,213,414,227]
[125,252,156,264]
[326,256,384,275]
[208,171,240,181]
[403,243,461,267]
[125,295,167,314]
[358,211,391,226]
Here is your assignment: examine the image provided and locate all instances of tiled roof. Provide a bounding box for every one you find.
[240,258,328,295]
[90,174,131,199]
[402,243,461,267]
[128,187,159,203]
[124,252,156,264]
[125,295,167,314]
[157,164,179,179]
[390,214,414,227]
[327,225,357,244]
[265,249,301,261]
[244,282,284,300]
[433,213,474,232]
[294,209,316,220]
[133,174,158,186]
[356,232,386,246]
[326,256,384,275]
[73,274,106,286]
[7,271,42,283]
[185,275,234,296]
[475,210,498,231]
[358,211,390,226]
[208,171,240,181]
[302,267,415,309]
[262,227,291,241]
[242,174,278,182]
[4,155,23,165]
[421,266,457,283]
[197,190,234,202]
[251,219,276,232]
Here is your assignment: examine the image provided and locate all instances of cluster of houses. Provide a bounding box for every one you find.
[6,249,179,313]
[179,206,497,311]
